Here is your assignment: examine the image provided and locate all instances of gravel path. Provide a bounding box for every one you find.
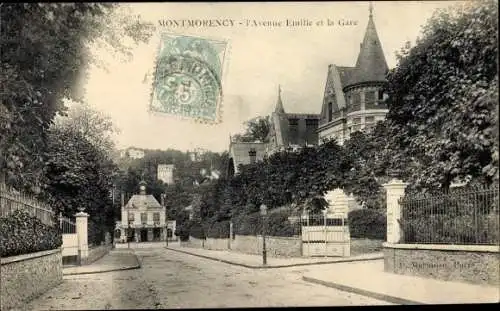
[22,248,391,309]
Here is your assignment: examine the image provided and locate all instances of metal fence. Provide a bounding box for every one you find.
[0,183,55,227]
[59,213,76,233]
[400,184,499,245]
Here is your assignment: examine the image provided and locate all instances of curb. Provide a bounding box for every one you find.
[63,252,142,276]
[166,247,383,269]
[302,276,423,305]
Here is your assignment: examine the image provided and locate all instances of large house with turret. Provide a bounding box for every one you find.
[228,5,388,177]
[317,5,388,144]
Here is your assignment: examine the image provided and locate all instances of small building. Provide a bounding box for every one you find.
[120,147,145,159]
[115,181,176,243]
[157,164,175,185]
[267,85,320,154]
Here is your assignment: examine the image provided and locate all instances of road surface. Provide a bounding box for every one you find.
[23,248,391,309]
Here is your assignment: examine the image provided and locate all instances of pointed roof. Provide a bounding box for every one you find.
[275,85,285,113]
[348,4,388,87]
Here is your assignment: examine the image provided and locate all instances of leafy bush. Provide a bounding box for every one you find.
[266,211,300,237]
[0,210,62,257]
[233,213,262,236]
[175,226,190,241]
[205,220,230,239]
[233,210,299,237]
[188,221,206,239]
[348,209,386,240]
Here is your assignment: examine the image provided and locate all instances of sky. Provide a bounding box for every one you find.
[83,1,464,153]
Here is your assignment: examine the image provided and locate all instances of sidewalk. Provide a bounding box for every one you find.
[63,249,141,276]
[166,244,382,268]
[303,260,500,305]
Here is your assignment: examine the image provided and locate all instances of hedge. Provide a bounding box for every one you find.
[233,210,300,237]
[0,210,63,257]
[188,220,206,239]
[205,220,230,239]
[348,209,386,240]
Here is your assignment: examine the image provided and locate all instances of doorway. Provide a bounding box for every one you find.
[153,228,161,241]
[140,229,148,242]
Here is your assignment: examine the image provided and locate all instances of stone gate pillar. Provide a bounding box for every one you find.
[382,179,408,244]
[75,210,89,265]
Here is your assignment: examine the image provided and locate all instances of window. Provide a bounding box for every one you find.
[351,93,361,111]
[128,213,135,221]
[352,125,362,132]
[306,119,318,127]
[153,212,160,222]
[288,118,299,126]
[141,213,147,223]
[328,103,333,122]
[365,91,376,103]
[353,117,361,124]
[378,90,384,101]
[365,116,375,123]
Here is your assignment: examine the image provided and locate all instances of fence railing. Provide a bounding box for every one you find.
[59,213,76,234]
[400,184,499,245]
[0,183,55,227]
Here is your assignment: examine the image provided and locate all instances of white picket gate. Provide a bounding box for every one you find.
[301,189,350,257]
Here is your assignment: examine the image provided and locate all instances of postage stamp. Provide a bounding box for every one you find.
[149,33,228,124]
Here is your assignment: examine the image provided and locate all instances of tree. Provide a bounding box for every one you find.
[232,116,271,143]
[0,3,154,192]
[41,126,118,239]
[53,100,119,157]
[384,0,498,191]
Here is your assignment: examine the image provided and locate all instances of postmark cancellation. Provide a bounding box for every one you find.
[149,33,228,124]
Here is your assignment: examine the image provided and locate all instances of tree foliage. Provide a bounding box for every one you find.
[232,116,271,143]
[41,126,118,235]
[53,100,119,157]
[384,0,499,191]
[0,3,154,191]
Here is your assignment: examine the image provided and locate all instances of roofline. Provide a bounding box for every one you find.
[343,80,387,92]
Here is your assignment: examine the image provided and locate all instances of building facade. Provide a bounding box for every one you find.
[157,164,175,185]
[120,147,146,159]
[115,181,176,243]
[227,5,388,176]
[267,86,320,154]
[317,6,388,144]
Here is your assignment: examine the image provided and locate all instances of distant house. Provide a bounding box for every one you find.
[120,147,145,159]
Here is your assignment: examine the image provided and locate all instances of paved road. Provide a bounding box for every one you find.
[23,248,391,309]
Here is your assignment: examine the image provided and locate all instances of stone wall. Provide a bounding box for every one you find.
[204,238,230,250]
[383,243,499,286]
[350,238,383,256]
[231,235,302,257]
[1,249,62,310]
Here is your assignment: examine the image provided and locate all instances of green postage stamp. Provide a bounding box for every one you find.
[149,33,228,124]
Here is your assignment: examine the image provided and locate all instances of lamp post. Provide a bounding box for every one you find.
[127,216,132,249]
[260,204,267,266]
[322,208,328,258]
